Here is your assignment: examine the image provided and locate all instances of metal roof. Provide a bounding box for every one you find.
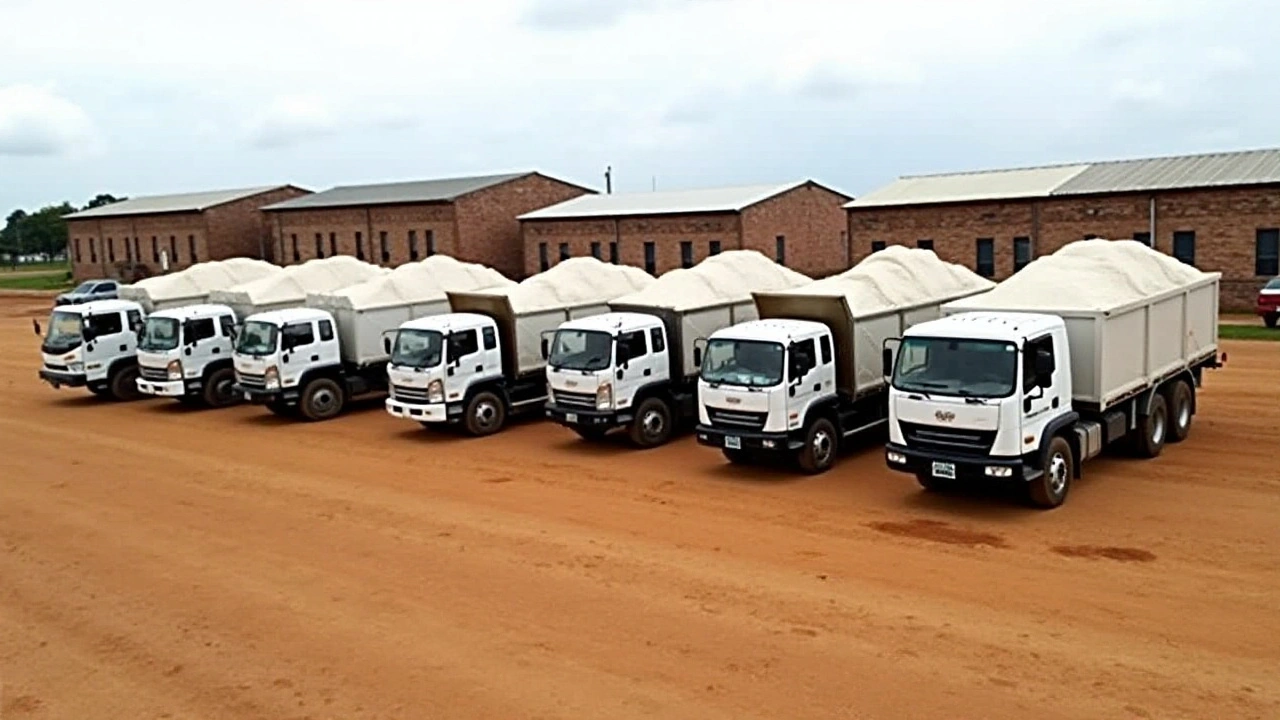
[846,147,1280,209]
[262,172,540,211]
[518,180,844,220]
[66,186,297,219]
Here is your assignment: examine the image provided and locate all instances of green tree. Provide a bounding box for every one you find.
[84,193,124,210]
[1,203,78,264]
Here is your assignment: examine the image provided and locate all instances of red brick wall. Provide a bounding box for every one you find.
[521,213,741,277]
[740,183,852,276]
[205,186,310,264]
[454,173,594,278]
[848,200,1036,278]
[270,204,460,268]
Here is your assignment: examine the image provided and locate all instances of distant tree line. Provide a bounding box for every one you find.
[0,194,124,266]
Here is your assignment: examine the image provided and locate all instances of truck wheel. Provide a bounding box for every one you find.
[201,367,238,408]
[1028,435,1073,509]
[574,426,609,441]
[797,417,838,474]
[267,400,296,417]
[629,397,673,448]
[465,391,506,436]
[300,377,345,421]
[108,365,142,402]
[1265,313,1278,329]
[1164,380,1193,443]
[1133,393,1168,459]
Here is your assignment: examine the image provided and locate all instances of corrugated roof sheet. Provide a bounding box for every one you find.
[66,186,295,219]
[846,147,1280,209]
[518,181,826,220]
[262,172,534,211]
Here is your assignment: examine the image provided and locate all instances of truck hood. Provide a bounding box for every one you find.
[388,364,445,388]
[547,368,607,394]
[700,383,773,415]
[138,349,177,368]
[893,392,1001,432]
[234,354,275,375]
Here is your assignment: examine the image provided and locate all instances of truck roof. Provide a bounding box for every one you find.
[399,312,492,333]
[244,307,332,325]
[53,299,143,315]
[149,303,235,321]
[558,311,660,335]
[906,311,1063,343]
[709,318,828,343]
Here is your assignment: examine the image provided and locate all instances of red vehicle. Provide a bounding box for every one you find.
[1259,276,1280,328]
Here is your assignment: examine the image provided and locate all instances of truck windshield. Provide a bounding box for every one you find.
[391,329,444,368]
[236,321,278,356]
[700,338,784,387]
[892,337,1018,398]
[44,311,84,351]
[548,329,612,371]
[138,316,180,352]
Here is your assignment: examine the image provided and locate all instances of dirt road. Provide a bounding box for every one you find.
[2,295,1278,720]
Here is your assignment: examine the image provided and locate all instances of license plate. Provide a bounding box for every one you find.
[725,436,742,450]
[932,461,956,479]
[565,413,578,423]
[244,392,252,401]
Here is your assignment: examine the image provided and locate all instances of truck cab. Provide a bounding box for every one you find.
[232,307,342,419]
[37,298,146,400]
[384,313,505,432]
[695,319,840,471]
[543,311,677,445]
[135,304,241,406]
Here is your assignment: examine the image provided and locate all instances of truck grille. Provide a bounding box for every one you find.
[44,363,68,371]
[553,390,597,410]
[139,366,169,381]
[705,406,768,432]
[391,384,431,405]
[237,372,266,389]
[899,421,996,457]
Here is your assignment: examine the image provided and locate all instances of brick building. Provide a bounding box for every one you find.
[66,185,309,281]
[846,147,1280,311]
[518,180,852,278]
[261,172,593,279]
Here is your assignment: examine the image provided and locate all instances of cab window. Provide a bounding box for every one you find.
[188,318,216,342]
[1023,335,1055,392]
[482,326,497,350]
[649,327,666,353]
[88,312,123,337]
[449,329,479,358]
[126,310,143,333]
[789,338,817,380]
[319,319,334,342]
[283,323,315,348]
[219,315,236,337]
[616,331,647,363]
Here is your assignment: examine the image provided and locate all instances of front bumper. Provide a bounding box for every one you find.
[38,368,87,388]
[386,398,449,423]
[1257,303,1280,317]
[883,441,1037,482]
[136,377,187,397]
[233,383,294,405]
[545,401,623,428]
[695,424,798,453]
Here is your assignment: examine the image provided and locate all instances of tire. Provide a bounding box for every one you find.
[1265,313,1278,329]
[797,417,838,474]
[574,426,609,441]
[201,366,239,408]
[1164,380,1193,443]
[1028,435,1073,509]
[628,397,673,448]
[722,448,753,465]
[464,391,506,436]
[1133,393,1168,459]
[266,400,296,417]
[299,377,345,421]
[915,473,954,493]
[108,365,142,402]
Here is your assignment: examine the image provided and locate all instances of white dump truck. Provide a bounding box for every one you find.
[37,298,148,400]
[233,256,511,421]
[694,246,995,473]
[385,257,653,435]
[883,239,1222,508]
[126,259,284,406]
[543,250,812,447]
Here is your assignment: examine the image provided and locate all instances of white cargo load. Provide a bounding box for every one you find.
[609,250,813,377]
[447,257,654,376]
[307,255,514,366]
[943,239,1220,409]
[753,246,996,397]
[118,258,282,312]
[208,256,388,320]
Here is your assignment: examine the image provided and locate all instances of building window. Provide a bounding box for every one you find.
[775,235,786,265]
[106,237,114,262]
[329,233,337,257]
[1013,236,1033,272]
[559,242,570,261]
[644,242,656,274]
[425,229,436,256]
[151,237,159,262]
[1172,231,1195,266]
[538,242,549,271]
[917,239,934,250]
[74,238,82,262]
[870,240,886,253]
[680,241,693,269]
[975,238,995,277]
[188,236,197,263]
[134,237,141,263]
[1256,229,1280,276]
[89,238,97,263]
[590,241,601,260]
[609,241,619,263]
[315,233,325,258]
[170,235,178,264]
[709,240,721,255]
[1133,232,1152,247]
[409,230,419,261]
[355,231,364,260]
[291,234,300,262]
[124,237,132,262]
[379,231,390,263]
[1084,233,1100,240]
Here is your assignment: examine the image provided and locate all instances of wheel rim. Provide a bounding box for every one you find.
[1177,397,1191,430]
[215,378,235,403]
[312,387,337,414]
[476,400,498,429]
[1048,452,1068,496]
[1151,410,1166,445]
[642,409,665,439]
[812,428,833,465]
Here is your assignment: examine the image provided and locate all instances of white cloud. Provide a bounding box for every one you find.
[244,95,337,149]
[0,84,95,156]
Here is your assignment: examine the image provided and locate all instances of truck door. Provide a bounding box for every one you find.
[786,337,822,432]
[445,328,483,401]
[613,329,653,410]
[183,317,218,378]
[1021,334,1060,447]
[280,322,317,386]
[84,311,127,381]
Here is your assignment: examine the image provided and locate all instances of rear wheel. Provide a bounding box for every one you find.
[202,367,239,408]
[797,417,838,474]
[1164,380,1193,443]
[629,397,673,448]
[1133,393,1168,458]
[464,391,506,436]
[1265,313,1278,329]
[300,377,345,421]
[1028,435,1073,508]
[108,365,142,401]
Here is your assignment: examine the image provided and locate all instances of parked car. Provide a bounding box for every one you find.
[54,279,119,307]
[1257,276,1280,328]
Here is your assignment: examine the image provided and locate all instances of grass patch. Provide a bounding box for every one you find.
[1220,324,1280,341]
[0,273,73,291]
[0,261,70,275]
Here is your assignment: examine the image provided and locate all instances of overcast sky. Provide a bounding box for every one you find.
[1,0,1275,212]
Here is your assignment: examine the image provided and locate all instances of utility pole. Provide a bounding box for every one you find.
[605,166,612,194]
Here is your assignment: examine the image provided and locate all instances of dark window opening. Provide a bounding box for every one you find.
[819,335,832,364]
[219,315,236,337]
[291,234,300,263]
[775,235,786,265]
[482,326,497,350]
[1256,229,1279,276]
[643,242,656,274]
[379,231,390,264]
[409,230,419,261]
[975,238,995,278]
[559,242,570,261]
[188,318,216,342]
[151,237,159,263]
[1023,335,1055,392]
[315,233,325,258]
[87,311,123,337]
[680,241,693,269]
[650,327,665,353]
[617,330,647,362]
[170,235,178,264]
[89,238,97,263]
[871,240,886,253]
[1133,231,1152,247]
[538,243,549,271]
[448,329,479,358]
[1084,233,1100,240]
[709,240,721,255]
[318,320,334,342]
[916,239,933,251]
[283,322,314,347]
[355,231,365,260]
[1172,231,1196,266]
[1013,237,1033,272]
[108,237,115,262]
[330,232,337,257]
[73,239,82,262]
[609,241,619,263]
[188,235,197,263]
[425,229,436,256]
[590,241,601,260]
[133,237,140,263]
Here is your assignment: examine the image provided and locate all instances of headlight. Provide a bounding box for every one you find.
[886,451,907,464]
[264,365,281,390]
[985,466,1014,478]
[166,359,183,381]
[596,382,612,410]
[427,379,444,404]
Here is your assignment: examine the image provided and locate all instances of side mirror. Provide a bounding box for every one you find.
[383,336,392,354]
[32,319,41,336]
[693,347,702,367]
[882,347,894,377]
[540,337,549,359]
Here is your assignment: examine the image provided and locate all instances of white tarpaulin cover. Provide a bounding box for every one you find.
[464,257,654,314]
[119,258,281,310]
[610,250,812,311]
[947,239,1212,313]
[209,256,387,310]
[307,255,514,311]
